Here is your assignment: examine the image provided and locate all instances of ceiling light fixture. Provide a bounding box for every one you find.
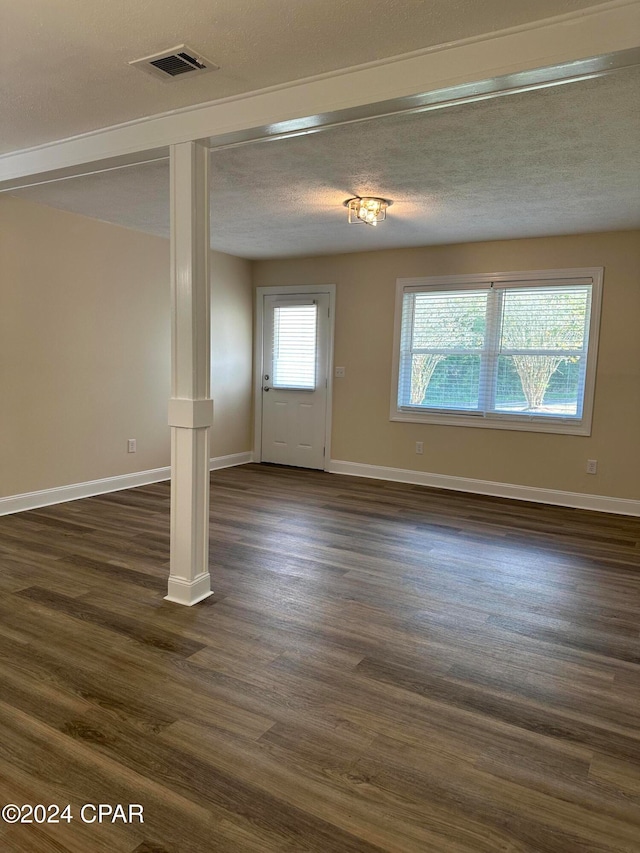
[344,196,392,226]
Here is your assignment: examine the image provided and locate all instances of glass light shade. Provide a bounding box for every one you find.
[344,196,391,226]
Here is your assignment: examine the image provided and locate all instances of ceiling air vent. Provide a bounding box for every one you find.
[130,45,218,82]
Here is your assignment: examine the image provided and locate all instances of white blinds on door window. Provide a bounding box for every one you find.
[398,280,592,421]
[272,302,318,389]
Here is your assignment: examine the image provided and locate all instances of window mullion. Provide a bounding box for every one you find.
[479,287,501,414]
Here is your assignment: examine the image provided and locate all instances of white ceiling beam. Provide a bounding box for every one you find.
[1,0,638,189]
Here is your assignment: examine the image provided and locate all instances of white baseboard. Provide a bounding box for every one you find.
[327,460,640,517]
[0,452,254,516]
[0,467,171,517]
[8,454,634,518]
[209,451,254,471]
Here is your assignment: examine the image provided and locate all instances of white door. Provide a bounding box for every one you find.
[261,293,330,469]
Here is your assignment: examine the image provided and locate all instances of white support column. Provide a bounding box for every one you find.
[165,141,213,606]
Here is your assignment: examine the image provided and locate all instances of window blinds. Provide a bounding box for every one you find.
[398,282,592,420]
[272,302,318,389]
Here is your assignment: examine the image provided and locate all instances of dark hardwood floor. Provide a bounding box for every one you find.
[0,463,639,852]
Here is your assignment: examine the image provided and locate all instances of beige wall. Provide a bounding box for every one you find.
[254,231,640,500]
[210,250,253,457]
[3,197,637,504]
[0,196,252,499]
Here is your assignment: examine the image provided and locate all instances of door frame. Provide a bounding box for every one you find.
[254,284,336,469]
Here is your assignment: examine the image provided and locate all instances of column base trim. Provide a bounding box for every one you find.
[165,572,213,606]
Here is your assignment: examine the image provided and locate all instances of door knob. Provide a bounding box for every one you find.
[263,386,270,392]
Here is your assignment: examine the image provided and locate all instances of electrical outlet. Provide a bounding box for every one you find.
[415,441,424,455]
[127,438,137,453]
[335,366,345,378]
[586,459,597,474]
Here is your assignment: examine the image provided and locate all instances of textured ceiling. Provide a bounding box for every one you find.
[1,0,606,155]
[12,66,640,259]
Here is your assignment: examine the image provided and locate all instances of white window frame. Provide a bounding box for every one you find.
[390,267,603,436]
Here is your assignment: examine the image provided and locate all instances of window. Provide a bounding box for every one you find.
[392,268,603,434]
[272,302,318,389]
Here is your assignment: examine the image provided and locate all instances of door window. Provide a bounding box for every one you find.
[272,302,318,390]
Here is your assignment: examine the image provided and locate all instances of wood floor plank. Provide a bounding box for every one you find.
[162,719,478,853]
[0,463,639,851]
[14,587,206,658]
